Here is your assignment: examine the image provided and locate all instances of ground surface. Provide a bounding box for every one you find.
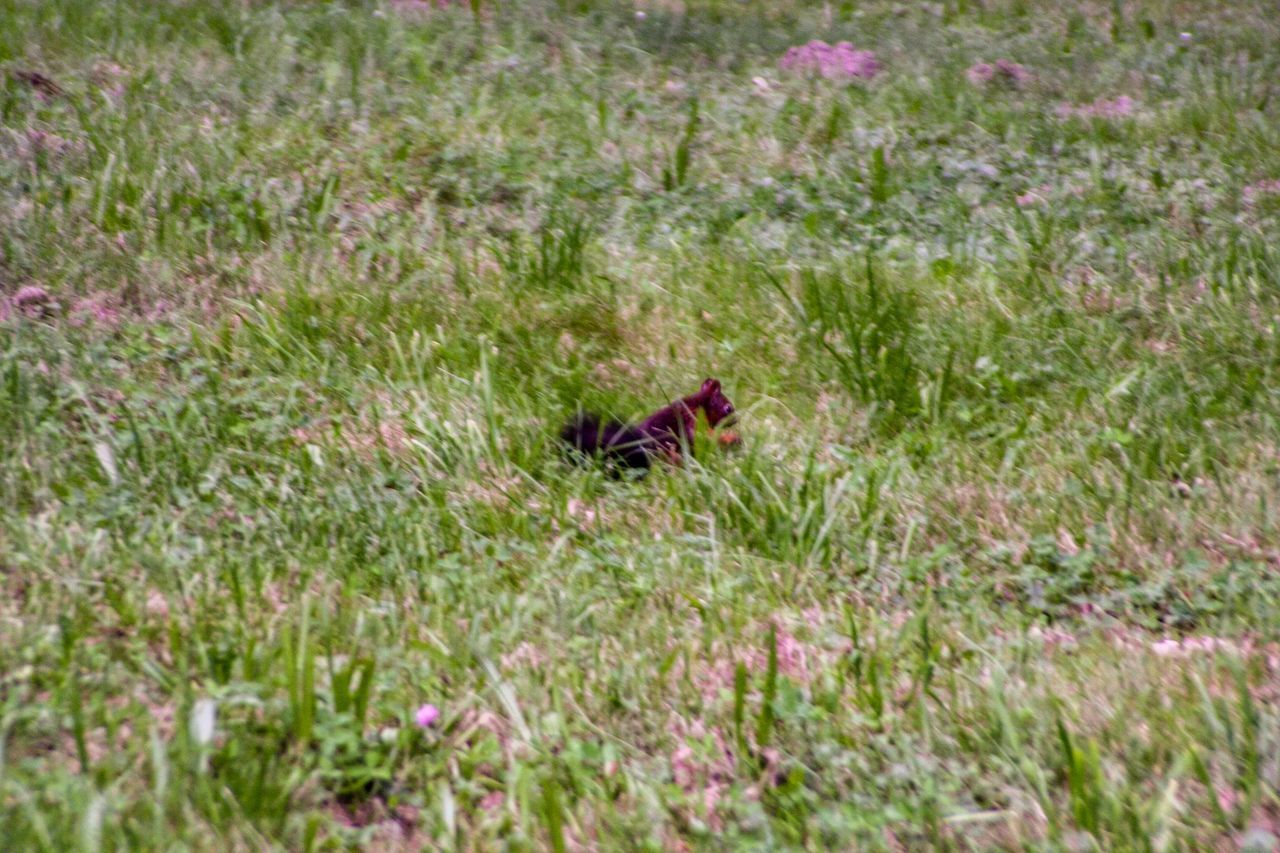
[2,0,1279,848]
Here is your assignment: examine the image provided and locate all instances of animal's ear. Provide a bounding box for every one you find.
[702,378,721,393]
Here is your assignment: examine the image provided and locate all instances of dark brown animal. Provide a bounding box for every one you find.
[12,70,64,99]
[561,378,736,475]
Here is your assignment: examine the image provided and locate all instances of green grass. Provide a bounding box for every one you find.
[3,0,1280,847]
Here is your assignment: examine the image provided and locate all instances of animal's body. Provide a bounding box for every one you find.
[560,378,736,474]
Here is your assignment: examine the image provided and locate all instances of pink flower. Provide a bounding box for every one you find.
[1150,636,1246,657]
[1028,625,1077,647]
[779,40,880,81]
[994,59,1030,84]
[671,744,696,788]
[966,62,995,86]
[1243,179,1280,205]
[415,703,440,728]
[967,59,1029,87]
[69,293,123,328]
[8,285,56,320]
[1096,95,1134,117]
[1056,95,1136,120]
[14,284,50,309]
[389,0,453,14]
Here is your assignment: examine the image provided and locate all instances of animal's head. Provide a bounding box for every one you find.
[698,378,736,427]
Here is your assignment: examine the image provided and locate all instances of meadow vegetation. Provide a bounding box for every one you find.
[2,0,1279,847]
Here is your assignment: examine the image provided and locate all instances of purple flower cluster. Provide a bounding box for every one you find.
[779,41,880,81]
[966,59,1030,87]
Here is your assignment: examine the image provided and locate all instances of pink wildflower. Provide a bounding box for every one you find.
[995,59,1030,84]
[1243,179,1280,205]
[965,62,995,86]
[1017,184,1054,207]
[69,293,123,328]
[92,61,128,100]
[9,285,56,320]
[389,0,452,14]
[145,299,175,322]
[667,721,733,832]
[671,743,697,789]
[773,625,810,680]
[967,59,1029,87]
[500,641,547,670]
[1056,95,1136,120]
[710,622,812,687]
[1095,95,1135,117]
[14,284,50,309]
[1027,625,1077,647]
[1184,636,1244,655]
[414,703,440,728]
[779,40,880,81]
[1150,636,1246,657]
[703,783,725,829]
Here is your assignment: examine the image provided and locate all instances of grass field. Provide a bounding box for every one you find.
[3,0,1280,847]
